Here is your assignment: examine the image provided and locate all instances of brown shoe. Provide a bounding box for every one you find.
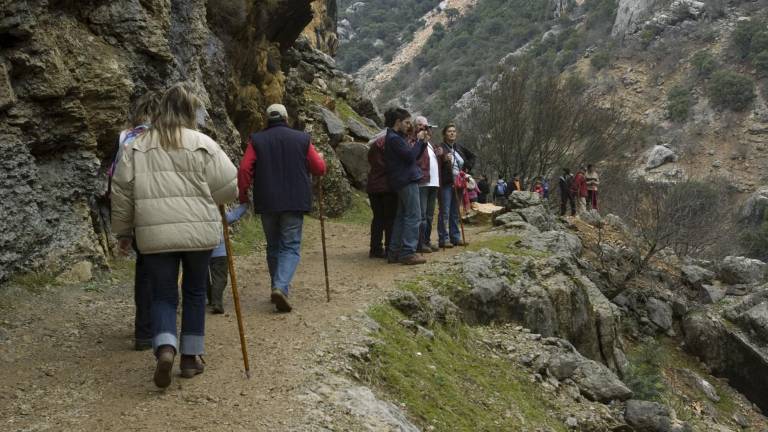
[439,243,454,249]
[210,304,224,314]
[453,240,470,247]
[270,289,292,313]
[417,246,433,254]
[153,345,175,388]
[400,255,427,265]
[430,245,440,252]
[180,355,205,378]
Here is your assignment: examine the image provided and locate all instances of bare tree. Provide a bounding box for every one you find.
[460,65,639,185]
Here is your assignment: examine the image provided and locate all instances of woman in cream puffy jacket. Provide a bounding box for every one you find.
[111,83,238,388]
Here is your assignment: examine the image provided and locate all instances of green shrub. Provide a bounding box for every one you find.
[690,50,717,78]
[591,51,611,70]
[624,342,667,402]
[750,31,768,58]
[754,51,768,77]
[732,19,763,59]
[667,85,693,122]
[708,70,756,111]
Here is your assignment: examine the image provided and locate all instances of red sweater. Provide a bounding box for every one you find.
[571,172,588,198]
[237,137,326,204]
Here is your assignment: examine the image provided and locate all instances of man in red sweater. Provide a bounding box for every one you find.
[237,104,326,313]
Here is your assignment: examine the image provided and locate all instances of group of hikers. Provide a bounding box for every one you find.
[109,84,325,388]
[365,109,476,265]
[107,85,603,389]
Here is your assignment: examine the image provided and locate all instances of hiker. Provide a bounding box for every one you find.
[586,164,600,211]
[111,83,238,388]
[542,178,550,200]
[512,174,522,193]
[366,130,397,259]
[532,178,544,198]
[493,179,507,205]
[237,103,327,312]
[384,108,428,264]
[559,168,576,217]
[466,173,479,204]
[109,90,161,351]
[571,167,588,216]
[477,175,490,204]
[207,203,249,314]
[437,123,475,248]
[415,116,440,253]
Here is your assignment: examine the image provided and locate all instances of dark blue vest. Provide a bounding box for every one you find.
[249,122,313,213]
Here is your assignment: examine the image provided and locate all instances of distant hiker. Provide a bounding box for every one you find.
[542,178,550,200]
[415,116,440,253]
[111,83,238,388]
[207,203,249,314]
[493,179,508,204]
[109,90,161,351]
[466,172,479,204]
[438,123,475,247]
[477,175,490,204]
[586,164,600,211]
[238,103,327,312]
[384,107,428,265]
[559,168,576,217]
[532,178,544,198]
[511,174,522,193]
[366,130,396,259]
[571,167,588,216]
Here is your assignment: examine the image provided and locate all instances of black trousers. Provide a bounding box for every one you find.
[369,192,398,253]
[560,193,576,216]
[207,256,229,307]
[133,241,153,342]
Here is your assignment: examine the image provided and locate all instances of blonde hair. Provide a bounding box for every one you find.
[151,83,201,149]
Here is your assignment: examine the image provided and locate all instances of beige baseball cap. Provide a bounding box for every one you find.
[267,103,288,120]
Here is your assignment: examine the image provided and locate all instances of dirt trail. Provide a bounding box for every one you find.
[0,219,476,431]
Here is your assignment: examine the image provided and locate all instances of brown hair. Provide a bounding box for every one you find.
[151,83,201,149]
[442,123,457,139]
[127,90,161,127]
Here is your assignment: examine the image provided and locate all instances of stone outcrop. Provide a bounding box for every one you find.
[0,0,383,281]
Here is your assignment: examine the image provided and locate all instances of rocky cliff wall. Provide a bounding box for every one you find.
[0,0,375,283]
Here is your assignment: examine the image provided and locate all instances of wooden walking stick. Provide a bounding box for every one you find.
[317,182,331,302]
[219,205,251,379]
[453,186,468,247]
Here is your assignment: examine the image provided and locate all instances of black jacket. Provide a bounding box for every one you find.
[438,142,476,187]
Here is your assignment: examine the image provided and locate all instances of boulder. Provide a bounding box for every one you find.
[646,145,678,170]
[646,298,673,331]
[680,369,719,402]
[680,265,714,289]
[624,400,684,432]
[335,142,369,188]
[318,107,346,145]
[518,230,582,257]
[346,117,375,141]
[507,191,541,209]
[740,187,768,225]
[699,284,725,304]
[718,256,767,285]
[541,351,632,402]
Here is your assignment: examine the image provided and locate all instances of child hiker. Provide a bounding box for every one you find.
[207,203,249,314]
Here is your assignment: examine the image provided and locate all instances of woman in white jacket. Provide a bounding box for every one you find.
[111,83,238,388]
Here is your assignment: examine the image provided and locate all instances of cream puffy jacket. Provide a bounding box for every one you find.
[111,128,238,254]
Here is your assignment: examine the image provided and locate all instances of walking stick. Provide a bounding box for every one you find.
[219,205,251,379]
[453,186,468,246]
[318,182,331,303]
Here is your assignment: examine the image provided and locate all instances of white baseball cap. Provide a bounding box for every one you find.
[267,103,288,120]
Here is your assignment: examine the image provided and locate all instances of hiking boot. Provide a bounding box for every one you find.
[134,338,152,351]
[400,255,427,265]
[210,304,224,314]
[430,245,440,252]
[270,289,292,313]
[439,243,454,249]
[180,355,205,378]
[453,240,470,247]
[369,250,387,259]
[153,345,176,388]
[387,256,399,264]
[417,245,433,254]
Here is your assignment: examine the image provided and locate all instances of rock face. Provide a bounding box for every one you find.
[718,256,767,286]
[0,0,377,281]
[612,0,660,37]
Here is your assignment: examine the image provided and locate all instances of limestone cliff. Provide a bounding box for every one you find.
[0,0,378,282]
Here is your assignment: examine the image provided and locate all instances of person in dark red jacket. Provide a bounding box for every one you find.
[237,104,326,313]
[571,167,588,216]
[366,131,397,258]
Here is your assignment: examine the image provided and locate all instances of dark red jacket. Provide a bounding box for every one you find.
[571,172,588,198]
[417,141,440,185]
[366,133,388,194]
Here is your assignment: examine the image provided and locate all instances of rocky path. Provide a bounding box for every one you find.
[0,219,474,431]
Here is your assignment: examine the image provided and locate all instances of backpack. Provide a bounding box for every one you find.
[495,182,507,196]
[466,175,477,191]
